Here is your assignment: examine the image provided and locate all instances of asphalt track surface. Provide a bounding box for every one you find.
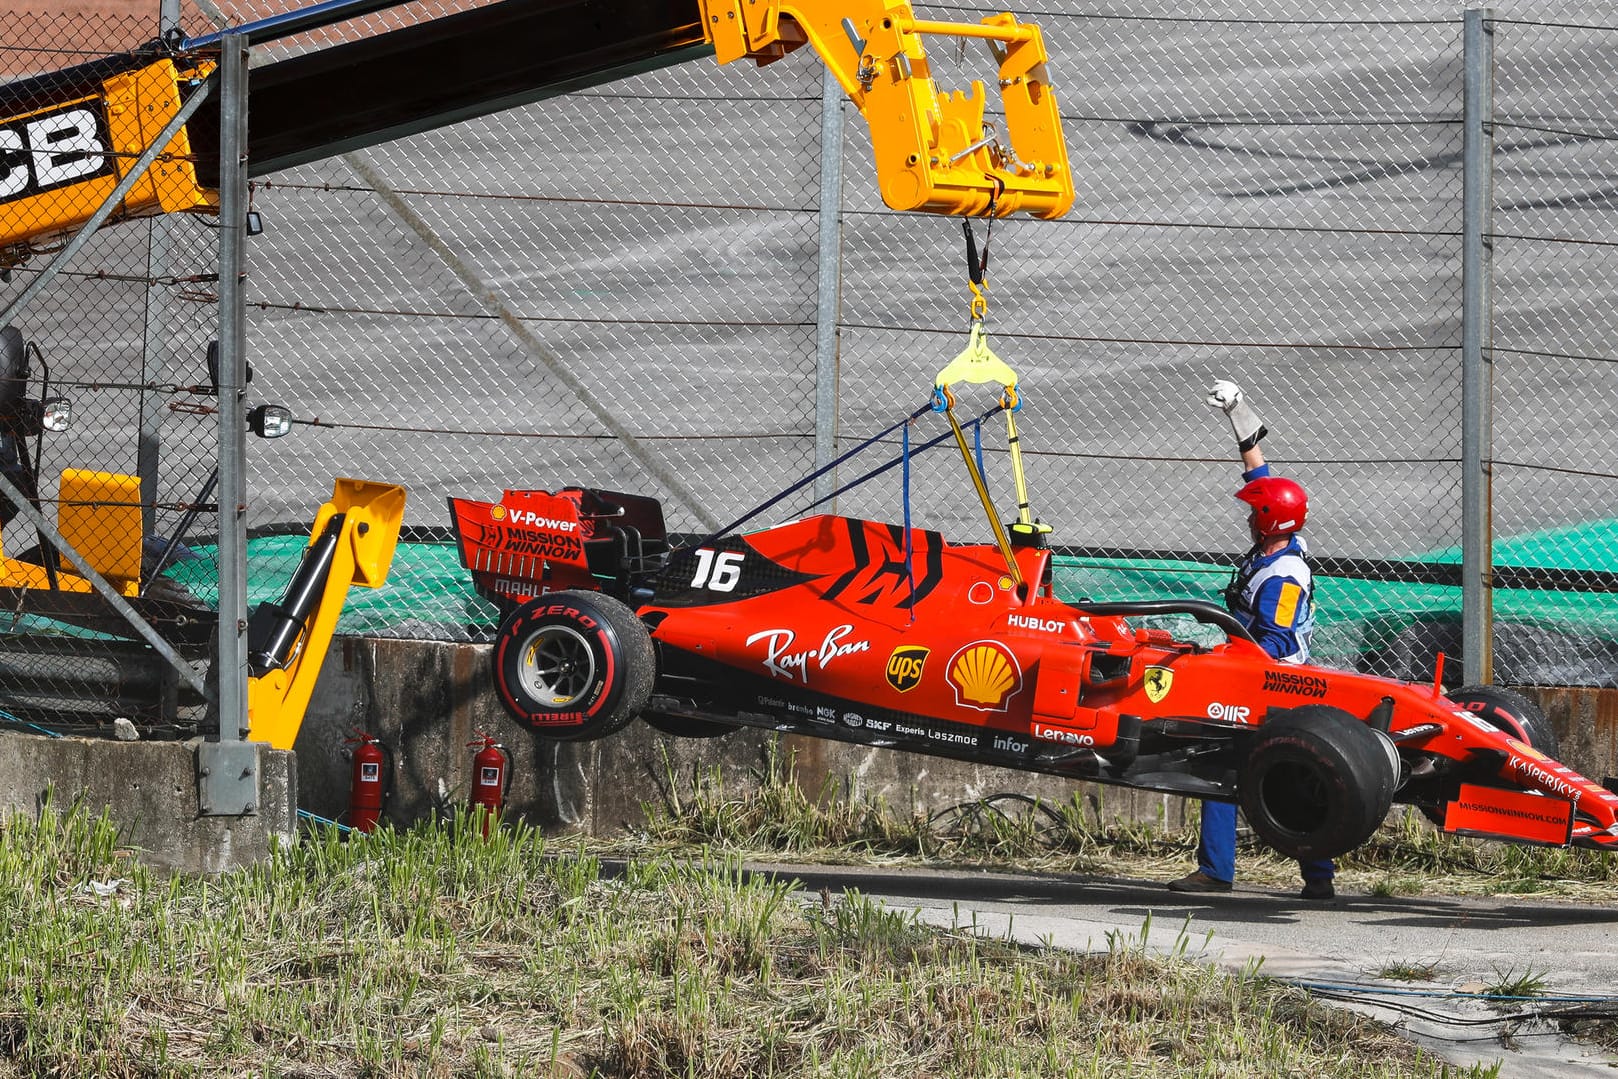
[71,2,1604,555]
[9,5,1616,596]
[741,862,1618,1077]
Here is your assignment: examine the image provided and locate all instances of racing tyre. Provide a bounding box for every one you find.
[1448,684,1559,758]
[1238,705,1398,861]
[492,591,654,741]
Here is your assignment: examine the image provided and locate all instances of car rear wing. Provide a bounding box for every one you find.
[449,486,670,608]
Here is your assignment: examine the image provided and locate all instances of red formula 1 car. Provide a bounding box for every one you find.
[448,483,1618,861]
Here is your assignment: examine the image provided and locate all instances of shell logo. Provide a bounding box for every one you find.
[946,640,1023,711]
[490,504,507,521]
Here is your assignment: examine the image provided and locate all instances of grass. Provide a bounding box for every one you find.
[1481,966,1550,1000]
[1377,960,1441,983]
[628,743,1618,905]
[0,799,1493,1078]
[623,743,1618,1065]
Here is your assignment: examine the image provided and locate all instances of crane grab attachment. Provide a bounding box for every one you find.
[700,1,1073,219]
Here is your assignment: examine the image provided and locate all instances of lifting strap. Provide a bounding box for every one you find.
[932,378,1022,588]
[691,400,932,550]
[931,207,1050,588]
[802,401,1002,514]
[902,416,914,620]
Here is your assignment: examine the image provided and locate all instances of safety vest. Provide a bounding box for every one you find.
[1226,536,1315,664]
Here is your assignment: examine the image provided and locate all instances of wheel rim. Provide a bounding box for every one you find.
[1260,760,1330,838]
[516,625,597,707]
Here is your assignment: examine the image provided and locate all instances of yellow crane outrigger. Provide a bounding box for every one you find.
[245,479,406,750]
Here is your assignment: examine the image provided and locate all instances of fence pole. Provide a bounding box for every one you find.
[1461,8,1495,684]
[813,64,844,507]
[138,0,183,536]
[214,32,250,743]
[198,31,261,817]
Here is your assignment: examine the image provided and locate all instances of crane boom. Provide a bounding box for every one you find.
[0,0,1072,262]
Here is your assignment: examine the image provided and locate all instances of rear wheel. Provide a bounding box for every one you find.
[1238,705,1398,861]
[492,591,653,741]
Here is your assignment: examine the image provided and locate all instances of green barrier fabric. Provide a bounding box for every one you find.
[162,525,1618,640]
[22,520,1612,685]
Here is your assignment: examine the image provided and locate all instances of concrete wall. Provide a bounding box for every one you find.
[0,733,296,873]
[290,638,1618,836]
[1535,686,1618,784]
[296,637,1179,834]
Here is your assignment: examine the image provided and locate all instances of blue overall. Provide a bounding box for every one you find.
[1197,463,1335,887]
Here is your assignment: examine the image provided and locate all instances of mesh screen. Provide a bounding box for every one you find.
[2,3,1615,735]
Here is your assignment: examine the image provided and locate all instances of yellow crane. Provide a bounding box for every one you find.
[0,0,1073,749]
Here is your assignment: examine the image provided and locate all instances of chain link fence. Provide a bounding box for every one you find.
[2,2,1616,731]
[0,12,221,727]
[1488,14,1618,685]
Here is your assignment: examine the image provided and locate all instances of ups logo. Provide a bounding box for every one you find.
[885,646,929,692]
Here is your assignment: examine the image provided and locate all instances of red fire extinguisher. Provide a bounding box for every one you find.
[345,731,389,834]
[468,732,510,835]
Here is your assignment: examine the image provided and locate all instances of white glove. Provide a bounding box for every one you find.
[1205,378,1266,451]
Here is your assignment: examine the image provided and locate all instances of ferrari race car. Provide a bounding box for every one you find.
[447,483,1618,862]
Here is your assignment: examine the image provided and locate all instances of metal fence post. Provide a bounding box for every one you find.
[813,64,844,507]
[137,0,182,536]
[1461,8,1495,685]
[202,32,258,816]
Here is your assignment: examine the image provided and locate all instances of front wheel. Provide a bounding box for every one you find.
[492,591,653,741]
[1448,684,1559,758]
[1238,705,1398,861]
[1410,684,1560,827]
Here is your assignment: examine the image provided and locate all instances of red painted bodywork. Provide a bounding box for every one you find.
[449,488,1618,852]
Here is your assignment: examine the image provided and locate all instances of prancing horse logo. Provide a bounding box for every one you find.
[1144,666,1174,703]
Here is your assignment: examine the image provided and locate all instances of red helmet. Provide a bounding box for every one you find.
[1236,476,1307,538]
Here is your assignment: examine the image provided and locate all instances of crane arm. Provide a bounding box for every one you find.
[0,0,1071,260]
[700,0,1072,219]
